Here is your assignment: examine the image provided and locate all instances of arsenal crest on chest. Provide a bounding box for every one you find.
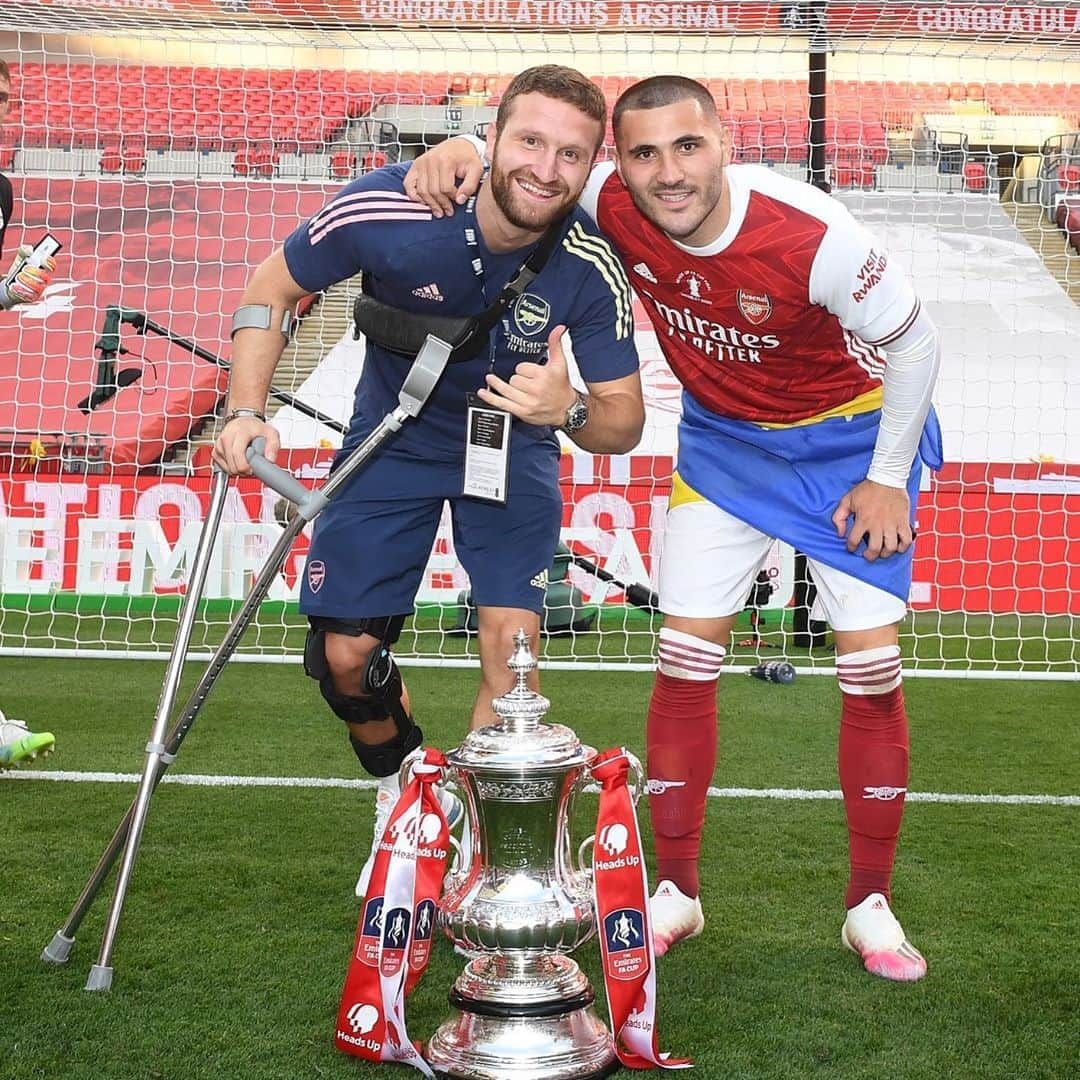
[737,289,773,325]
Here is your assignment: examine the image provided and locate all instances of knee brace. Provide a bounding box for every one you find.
[304,617,415,738]
[349,725,424,778]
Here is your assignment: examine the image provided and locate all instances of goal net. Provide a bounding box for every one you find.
[0,1,1077,678]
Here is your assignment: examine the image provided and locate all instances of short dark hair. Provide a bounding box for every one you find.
[496,65,606,149]
[612,76,719,136]
[0,59,10,84]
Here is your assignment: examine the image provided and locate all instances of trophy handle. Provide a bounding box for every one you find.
[576,749,645,874]
[446,832,465,874]
[396,745,428,790]
[577,834,595,875]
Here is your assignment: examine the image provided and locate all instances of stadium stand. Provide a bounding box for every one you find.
[2,58,1078,472]
[4,62,1079,165]
[0,179,336,468]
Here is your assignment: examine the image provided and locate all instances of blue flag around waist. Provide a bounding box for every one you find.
[677,395,944,603]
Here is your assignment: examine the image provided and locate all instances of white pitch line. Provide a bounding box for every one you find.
[707,786,1080,806]
[3,770,1078,806]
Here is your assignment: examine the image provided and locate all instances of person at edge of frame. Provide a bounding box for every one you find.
[404,73,941,983]
[212,65,645,898]
[0,56,59,770]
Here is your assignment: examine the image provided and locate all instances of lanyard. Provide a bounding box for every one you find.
[460,185,565,323]
[462,193,486,287]
[461,191,501,370]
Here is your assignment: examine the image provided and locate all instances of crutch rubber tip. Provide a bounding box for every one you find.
[41,931,75,965]
[85,964,114,992]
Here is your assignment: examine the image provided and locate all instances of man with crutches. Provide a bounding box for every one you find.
[213,65,645,897]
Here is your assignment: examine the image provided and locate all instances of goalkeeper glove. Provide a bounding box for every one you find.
[0,244,57,309]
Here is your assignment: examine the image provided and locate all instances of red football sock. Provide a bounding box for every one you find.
[837,646,908,909]
[646,629,724,899]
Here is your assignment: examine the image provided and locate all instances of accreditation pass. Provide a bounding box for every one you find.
[463,395,511,504]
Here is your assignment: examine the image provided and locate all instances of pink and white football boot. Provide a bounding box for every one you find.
[842,892,927,982]
[649,880,705,958]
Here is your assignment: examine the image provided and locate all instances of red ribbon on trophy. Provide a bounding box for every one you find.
[590,748,692,1070]
[334,748,451,1075]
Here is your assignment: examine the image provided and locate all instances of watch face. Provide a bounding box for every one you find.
[563,395,589,433]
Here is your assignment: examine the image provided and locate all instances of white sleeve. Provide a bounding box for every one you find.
[578,161,616,222]
[867,305,940,488]
[462,132,486,162]
[808,204,919,346]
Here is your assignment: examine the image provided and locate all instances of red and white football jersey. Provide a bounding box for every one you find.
[585,162,920,425]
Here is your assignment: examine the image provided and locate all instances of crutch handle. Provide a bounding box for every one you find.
[246,437,329,521]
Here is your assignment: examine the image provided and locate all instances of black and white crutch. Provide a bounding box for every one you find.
[41,334,454,992]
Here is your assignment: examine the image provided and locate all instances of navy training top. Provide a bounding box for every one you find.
[283,162,638,467]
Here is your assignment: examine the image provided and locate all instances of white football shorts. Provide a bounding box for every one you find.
[658,495,907,632]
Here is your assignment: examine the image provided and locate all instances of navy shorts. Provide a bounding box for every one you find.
[299,442,561,619]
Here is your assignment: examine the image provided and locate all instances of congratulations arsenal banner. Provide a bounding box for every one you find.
[590,748,692,1070]
[334,750,451,1075]
[22,3,1080,42]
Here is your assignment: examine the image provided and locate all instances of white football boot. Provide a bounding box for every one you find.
[649,880,705,957]
[842,892,927,982]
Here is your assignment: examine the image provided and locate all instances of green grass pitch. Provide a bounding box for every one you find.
[1,657,1077,1079]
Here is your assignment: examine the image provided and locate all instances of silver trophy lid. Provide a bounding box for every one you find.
[448,630,588,770]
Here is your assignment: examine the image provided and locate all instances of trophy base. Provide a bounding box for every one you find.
[425,996,617,1080]
[454,951,591,1008]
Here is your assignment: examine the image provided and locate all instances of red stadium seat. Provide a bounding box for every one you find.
[252,146,279,178]
[1058,164,1080,195]
[963,162,988,192]
[361,149,388,172]
[833,164,854,188]
[123,144,146,174]
[232,147,253,177]
[329,149,357,179]
[99,146,123,173]
[1066,205,1080,254]
[0,146,14,171]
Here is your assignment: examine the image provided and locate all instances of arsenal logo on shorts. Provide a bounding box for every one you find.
[307,559,326,593]
[737,289,772,325]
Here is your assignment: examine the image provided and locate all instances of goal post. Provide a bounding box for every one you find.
[0,1,1077,679]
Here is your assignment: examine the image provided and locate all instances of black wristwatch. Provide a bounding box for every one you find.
[560,391,590,434]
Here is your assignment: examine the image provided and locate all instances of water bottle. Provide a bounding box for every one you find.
[748,660,796,684]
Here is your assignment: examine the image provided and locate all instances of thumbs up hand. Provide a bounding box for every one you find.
[477,325,578,427]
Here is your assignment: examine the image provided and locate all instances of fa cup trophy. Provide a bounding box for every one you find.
[425,631,619,1079]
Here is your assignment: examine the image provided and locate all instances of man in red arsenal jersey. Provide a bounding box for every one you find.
[407,75,940,983]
